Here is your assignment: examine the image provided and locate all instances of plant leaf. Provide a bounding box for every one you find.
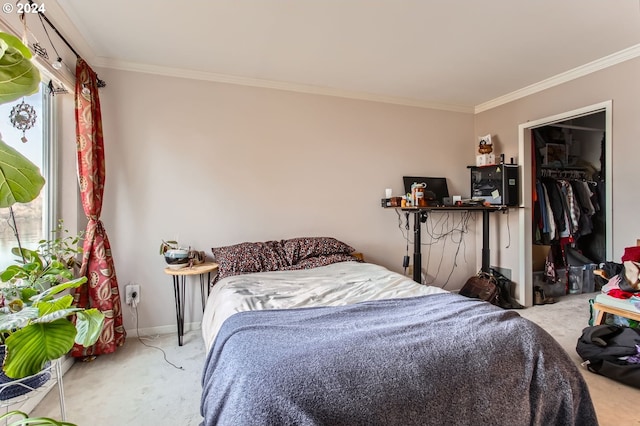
[0,306,38,331]
[34,307,82,324]
[3,318,76,379]
[11,247,40,264]
[35,295,75,317]
[20,286,38,302]
[0,139,46,208]
[0,32,40,105]
[0,264,22,281]
[30,276,87,303]
[0,33,32,59]
[74,309,105,346]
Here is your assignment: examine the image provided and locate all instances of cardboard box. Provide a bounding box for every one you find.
[476,153,496,166]
[541,143,567,166]
[532,245,551,271]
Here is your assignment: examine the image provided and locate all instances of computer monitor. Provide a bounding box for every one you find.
[402,176,450,206]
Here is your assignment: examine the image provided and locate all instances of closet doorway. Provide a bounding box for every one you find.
[517,101,612,307]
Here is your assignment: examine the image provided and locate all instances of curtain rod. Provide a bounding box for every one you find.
[28,0,106,88]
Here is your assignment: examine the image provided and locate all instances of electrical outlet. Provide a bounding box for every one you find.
[125,283,140,305]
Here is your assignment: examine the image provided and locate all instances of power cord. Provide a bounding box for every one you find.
[394,209,471,287]
[395,210,413,275]
[130,300,184,371]
[504,208,511,248]
[422,211,471,289]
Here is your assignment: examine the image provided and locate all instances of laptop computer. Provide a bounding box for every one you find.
[402,176,450,206]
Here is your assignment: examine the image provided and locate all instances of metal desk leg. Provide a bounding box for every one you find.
[412,211,430,284]
[172,275,186,346]
[413,211,422,283]
[482,209,490,273]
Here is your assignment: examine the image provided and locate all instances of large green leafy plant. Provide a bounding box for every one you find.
[0,32,105,380]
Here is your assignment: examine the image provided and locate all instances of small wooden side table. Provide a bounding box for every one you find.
[163,262,219,346]
[593,301,640,325]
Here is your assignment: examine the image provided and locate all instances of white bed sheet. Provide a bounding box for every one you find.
[201,261,447,350]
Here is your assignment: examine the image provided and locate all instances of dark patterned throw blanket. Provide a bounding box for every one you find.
[200,293,597,426]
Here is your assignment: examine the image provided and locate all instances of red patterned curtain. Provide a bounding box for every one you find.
[71,59,126,357]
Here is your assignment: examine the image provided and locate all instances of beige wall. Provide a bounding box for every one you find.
[65,56,640,333]
[96,68,479,333]
[475,56,640,304]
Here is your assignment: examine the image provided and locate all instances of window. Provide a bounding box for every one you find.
[0,83,54,270]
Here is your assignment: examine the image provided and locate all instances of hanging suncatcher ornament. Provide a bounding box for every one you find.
[9,99,37,143]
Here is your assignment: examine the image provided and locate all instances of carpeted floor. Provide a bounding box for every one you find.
[29,330,206,425]
[29,292,640,426]
[517,292,640,426]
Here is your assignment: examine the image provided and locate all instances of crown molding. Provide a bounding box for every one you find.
[94,42,640,116]
[44,0,98,64]
[93,57,474,114]
[475,43,640,113]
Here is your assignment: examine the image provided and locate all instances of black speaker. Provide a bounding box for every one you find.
[469,164,519,206]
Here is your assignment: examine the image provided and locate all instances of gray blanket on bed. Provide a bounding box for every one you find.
[200,293,597,426]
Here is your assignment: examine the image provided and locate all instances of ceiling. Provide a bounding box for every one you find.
[42,1,640,112]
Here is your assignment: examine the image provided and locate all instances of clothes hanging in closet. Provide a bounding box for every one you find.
[533,177,600,244]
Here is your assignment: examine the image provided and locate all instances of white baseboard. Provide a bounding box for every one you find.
[125,321,202,338]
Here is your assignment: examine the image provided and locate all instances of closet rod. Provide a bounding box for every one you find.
[540,168,592,180]
[27,0,106,87]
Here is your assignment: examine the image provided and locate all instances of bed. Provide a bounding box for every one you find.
[200,238,597,426]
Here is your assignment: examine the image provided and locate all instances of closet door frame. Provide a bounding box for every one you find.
[517,100,612,307]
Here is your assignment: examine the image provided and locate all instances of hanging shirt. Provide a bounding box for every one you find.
[542,183,557,241]
[541,177,566,236]
[558,179,580,237]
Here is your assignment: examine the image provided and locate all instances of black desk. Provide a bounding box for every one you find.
[386,206,506,283]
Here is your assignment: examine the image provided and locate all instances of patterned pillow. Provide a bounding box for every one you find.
[283,237,355,265]
[283,253,361,271]
[212,240,288,280]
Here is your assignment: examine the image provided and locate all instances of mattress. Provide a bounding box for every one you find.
[201,261,446,350]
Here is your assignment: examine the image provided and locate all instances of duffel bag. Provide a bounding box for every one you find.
[576,324,640,388]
